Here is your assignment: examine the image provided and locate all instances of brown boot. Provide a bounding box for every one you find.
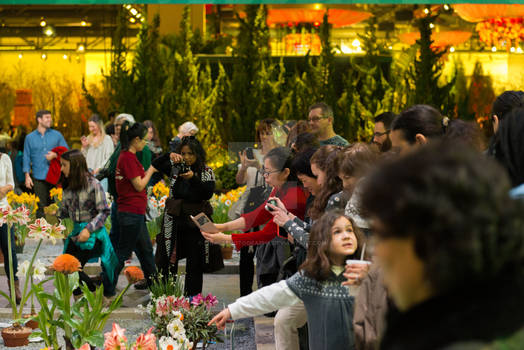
[8,279,22,305]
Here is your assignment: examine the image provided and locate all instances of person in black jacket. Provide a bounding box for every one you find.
[153,136,215,296]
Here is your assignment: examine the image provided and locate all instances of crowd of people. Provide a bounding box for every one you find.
[0,92,524,349]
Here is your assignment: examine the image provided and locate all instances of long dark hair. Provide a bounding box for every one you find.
[144,120,161,148]
[309,145,343,220]
[301,210,366,281]
[60,149,91,191]
[120,121,148,151]
[175,136,207,173]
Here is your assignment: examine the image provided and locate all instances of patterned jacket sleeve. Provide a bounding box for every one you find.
[86,179,110,233]
[283,217,311,249]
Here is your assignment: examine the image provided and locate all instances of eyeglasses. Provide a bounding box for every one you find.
[307,116,328,123]
[373,130,390,138]
[261,167,281,177]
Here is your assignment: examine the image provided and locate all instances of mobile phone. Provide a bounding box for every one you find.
[265,198,278,212]
[245,147,255,160]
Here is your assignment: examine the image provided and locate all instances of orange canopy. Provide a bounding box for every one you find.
[453,5,524,22]
[398,31,472,47]
[267,8,372,28]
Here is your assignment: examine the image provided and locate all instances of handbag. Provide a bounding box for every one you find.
[202,240,224,273]
[243,170,271,214]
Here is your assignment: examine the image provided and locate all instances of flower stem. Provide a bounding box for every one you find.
[6,223,17,320]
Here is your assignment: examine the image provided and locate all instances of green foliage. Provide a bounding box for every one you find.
[412,14,455,115]
[214,163,239,192]
[0,81,15,132]
[32,271,131,349]
[149,272,185,299]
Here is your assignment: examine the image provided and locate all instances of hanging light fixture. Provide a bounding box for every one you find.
[43,26,55,37]
[40,17,46,27]
[76,43,86,53]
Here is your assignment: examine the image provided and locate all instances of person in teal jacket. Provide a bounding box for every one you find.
[58,149,117,299]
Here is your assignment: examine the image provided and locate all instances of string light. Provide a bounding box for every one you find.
[443,4,450,11]
[18,53,23,59]
[510,47,516,53]
[424,8,430,15]
[63,54,68,59]
[81,20,87,26]
[491,46,497,52]
[517,47,523,54]
[429,23,435,29]
[129,17,136,23]
[40,18,46,27]
[450,46,455,53]
[76,43,85,52]
[43,26,55,37]
[352,39,361,47]
[41,53,47,60]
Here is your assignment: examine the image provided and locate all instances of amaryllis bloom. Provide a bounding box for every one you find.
[33,259,48,281]
[13,205,30,225]
[28,218,51,240]
[16,260,30,279]
[204,293,218,308]
[1,205,31,226]
[52,254,81,274]
[47,223,66,244]
[124,266,144,284]
[132,327,157,350]
[191,294,204,306]
[104,323,128,350]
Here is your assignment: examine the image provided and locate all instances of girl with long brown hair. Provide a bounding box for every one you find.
[209,210,367,350]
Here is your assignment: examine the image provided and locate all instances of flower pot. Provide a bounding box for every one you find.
[1,325,32,347]
[221,246,233,260]
[23,314,38,329]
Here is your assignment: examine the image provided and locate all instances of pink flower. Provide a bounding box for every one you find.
[204,293,218,308]
[191,294,204,306]
[132,327,157,350]
[104,323,128,350]
[77,343,91,350]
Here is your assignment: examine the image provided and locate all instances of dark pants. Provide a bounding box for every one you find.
[239,246,256,296]
[0,225,18,281]
[65,240,107,296]
[170,239,204,297]
[33,179,53,218]
[108,212,156,296]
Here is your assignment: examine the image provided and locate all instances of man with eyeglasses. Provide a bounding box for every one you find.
[307,102,349,147]
[372,112,397,153]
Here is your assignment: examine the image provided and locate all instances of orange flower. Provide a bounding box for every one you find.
[52,254,81,274]
[124,266,144,284]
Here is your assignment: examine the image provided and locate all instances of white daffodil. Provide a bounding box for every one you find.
[167,318,186,339]
[32,259,47,281]
[16,260,30,279]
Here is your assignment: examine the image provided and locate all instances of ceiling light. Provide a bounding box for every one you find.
[124,4,132,10]
[352,39,360,47]
[63,54,68,59]
[429,23,435,29]
[76,43,85,52]
[517,47,523,54]
[443,4,450,11]
[130,8,138,16]
[424,8,430,15]
[450,46,455,53]
[388,46,393,50]
[41,53,47,60]
[510,47,516,53]
[81,20,87,26]
[313,3,322,10]
[491,46,497,52]
[43,26,55,37]
[40,18,46,27]
[18,53,23,59]
[129,17,136,23]
[136,13,142,19]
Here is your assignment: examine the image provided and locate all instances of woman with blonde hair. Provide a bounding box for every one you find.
[81,114,114,187]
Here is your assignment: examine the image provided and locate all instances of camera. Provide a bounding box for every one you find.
[174,161,191,174]
[265,199,278,212]
[245,147,255,160]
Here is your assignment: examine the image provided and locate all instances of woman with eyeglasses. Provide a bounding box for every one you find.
[202,147,307,287]
[152,136,216,296]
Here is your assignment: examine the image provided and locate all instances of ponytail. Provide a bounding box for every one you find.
[120,121,147,150]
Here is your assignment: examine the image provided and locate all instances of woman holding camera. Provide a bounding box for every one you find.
[153,136,216,296]
[202,147,307,287]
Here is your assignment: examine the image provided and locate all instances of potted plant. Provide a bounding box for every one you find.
[144,273,222,349]
[221,243,234,259]
[31,254,134,350]
[0,207,59,347]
